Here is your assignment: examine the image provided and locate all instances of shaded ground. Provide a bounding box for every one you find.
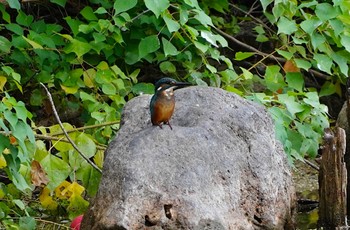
[292,160,319,229]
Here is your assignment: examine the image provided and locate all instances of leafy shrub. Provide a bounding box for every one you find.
[0,0,234,227]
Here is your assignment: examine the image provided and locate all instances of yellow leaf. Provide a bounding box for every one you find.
[0,187,5,199]
[3,148,10,155]
[39,187,58,210]
[0,155,7,168]
[55,180,71,199]
[83,68,96,88]
[67,181,85,197]
[0,76,7,91]
[60,84,78,94]
[94,150,104,168]
[97,61,109,70]
[22,36,43,49]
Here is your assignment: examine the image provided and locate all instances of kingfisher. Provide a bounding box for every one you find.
[150,78,191,129]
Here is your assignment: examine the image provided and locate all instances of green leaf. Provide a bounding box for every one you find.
[64,39,92,58]
[278,94,305,118]
[331,51,348,76]
[16,11,33,27]
[64,17,82,36]
[179,6,189,25]
[277,17,297,35]
[19,216,36,230]
[201,31,219,47]
[313,53,333,74]
[76,162,102,196]
[102,83,116,95]
[95,7,108,14]
[319,81,336,97]
[41,154,71,191]
[162,38,179,56]
[0,36,11,53]
[50,0,67,7]
[4,110,18,129]
[285,72,304,92]
[14,102,28,122]
[234,52,254,61]
[80,91,96,102]
[184,0,200,8]
[74,133,96,159]
[340,34,350,53]
[160,61,176,74]
[13,199,25,210]
[315,3,338,22]
[163,12,180,33]
[310,32,326,50]
[193,41,208,53]
[80,6,98,21]
[7,0,20,10]
[138,35,160,59]
[276,49,293,60]
[329,19,344,37]
[260,0,273,11]
[193,9,213,27]
[5,23,23,35]
[264,65,285,91]
[144,0,169,18]
[67,194,89,219]
[49,123,77,152]
[300,18,322,34]
[22,36,43,49]
[240,67,253,80]
[114,0,137,15]
[132,83,154,95]
[294,59,312,71]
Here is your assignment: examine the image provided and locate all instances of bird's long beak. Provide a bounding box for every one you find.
[172,81,192,90]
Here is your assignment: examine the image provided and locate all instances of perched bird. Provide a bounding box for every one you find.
[150,78,191,129]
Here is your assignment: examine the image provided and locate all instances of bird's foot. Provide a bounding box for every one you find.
[166,122,173,130]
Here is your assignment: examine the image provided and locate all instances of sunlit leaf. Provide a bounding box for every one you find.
[144,0,169,18]
[313,53,333,74]
[41,154,71,191]
[114,0,137,15]
[234,52,254,61]
[277,16,297,35]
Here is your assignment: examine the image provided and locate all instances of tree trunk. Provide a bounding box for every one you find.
[318,127,347,228]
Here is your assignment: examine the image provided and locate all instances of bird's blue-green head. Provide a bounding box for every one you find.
[154,77,191,93]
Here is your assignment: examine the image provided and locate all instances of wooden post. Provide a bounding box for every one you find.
[318,127,347,228]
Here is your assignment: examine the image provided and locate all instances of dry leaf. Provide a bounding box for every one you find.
[284,60,300,73]
[31,160,49,187]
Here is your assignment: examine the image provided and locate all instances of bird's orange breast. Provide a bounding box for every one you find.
[151,96,175,125]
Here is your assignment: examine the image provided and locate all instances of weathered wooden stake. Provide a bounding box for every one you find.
[319,127,347,228]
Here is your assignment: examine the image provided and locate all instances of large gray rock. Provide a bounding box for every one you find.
[82,86,295,229]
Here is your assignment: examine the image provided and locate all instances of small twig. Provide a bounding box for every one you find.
[48,121,119,136]
[35,134,107,151]
[304,159,320,171]
[213,27,329,80]
[40,83,102,174]
[229,3,274,34]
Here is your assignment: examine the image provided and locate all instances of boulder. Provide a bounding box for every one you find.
[82,86,295,229]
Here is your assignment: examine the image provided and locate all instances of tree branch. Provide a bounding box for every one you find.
[40,83,102,174]
[213,27,329,80]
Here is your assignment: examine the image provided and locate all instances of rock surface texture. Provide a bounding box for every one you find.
[82,86,295,230]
